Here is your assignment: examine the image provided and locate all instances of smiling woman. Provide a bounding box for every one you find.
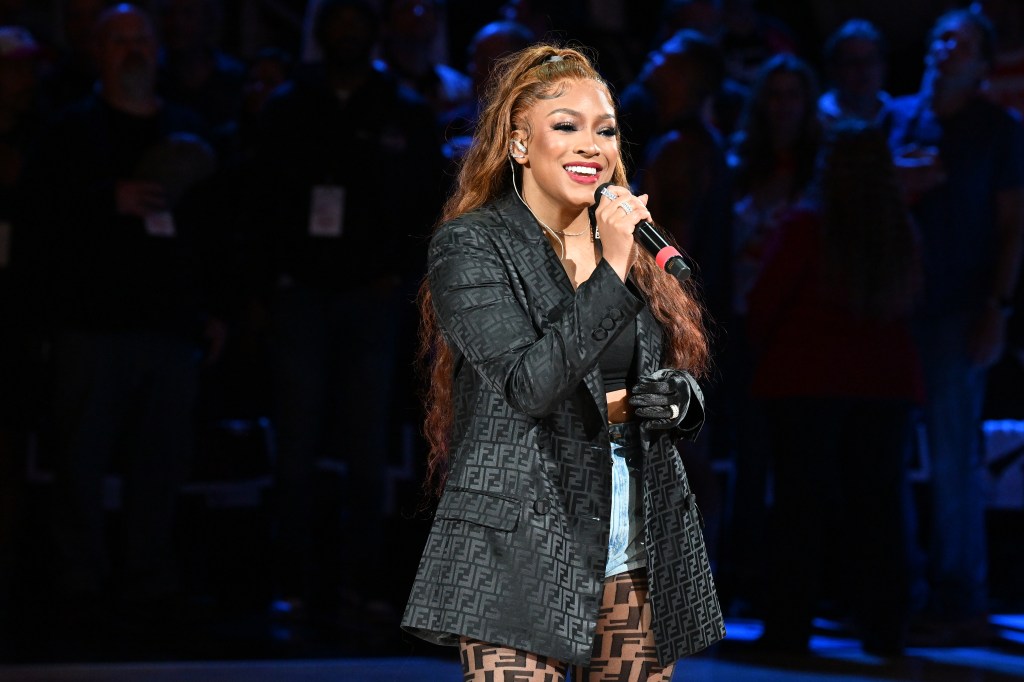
[401,44,724,682]
[512,78,643,286]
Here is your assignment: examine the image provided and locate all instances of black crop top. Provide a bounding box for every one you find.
[599,317,637,392]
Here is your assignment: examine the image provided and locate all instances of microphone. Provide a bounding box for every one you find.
[593,183,691,283]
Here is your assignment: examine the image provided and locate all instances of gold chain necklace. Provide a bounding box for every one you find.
[561,227,590,237]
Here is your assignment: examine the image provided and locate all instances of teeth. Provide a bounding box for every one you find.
[565,165,598,175]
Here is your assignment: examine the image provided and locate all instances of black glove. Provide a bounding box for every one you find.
[629,368,703,434]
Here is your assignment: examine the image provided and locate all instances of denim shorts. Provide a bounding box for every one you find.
[605,421,646,577]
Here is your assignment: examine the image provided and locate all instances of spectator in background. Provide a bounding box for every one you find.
[440,20,535,161]
[978,0,1024,416]
[178,45,296,429]
[748,122,922,657]
[242,47,291,118]
[618,40,671,167]
[888,8,1024,645]
[0,23,43,644]
[27,2,220,636]
[465,20,535,96]
[730,54,820,318]
[636,29,733,570]
[156,0,246,146]
[976,0,1024,117]
[638,29,731,323]
[719,0,797,87]
[234,46,291,156]
[723,52,821,614]
[40,0,110,115]
[631,0,747,139]
[818,19,892,132]
[379,0,471,123]
[252,0,443,631]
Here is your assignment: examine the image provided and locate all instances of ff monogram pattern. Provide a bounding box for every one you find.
[459,570,672,682]
[402,191,726,666]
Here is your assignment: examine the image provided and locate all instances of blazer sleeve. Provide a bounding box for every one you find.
[429,218,645,418]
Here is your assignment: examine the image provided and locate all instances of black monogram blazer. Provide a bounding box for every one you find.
[401,190,726,666]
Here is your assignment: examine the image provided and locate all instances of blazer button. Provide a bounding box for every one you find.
[592,328,607,340]
[533,499,550,515]
[601,318,615,330]
[608,308,624,321]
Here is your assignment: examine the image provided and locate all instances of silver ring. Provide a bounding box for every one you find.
[599,187,618,202]
[668,404,680,420]
[618,201,633,214]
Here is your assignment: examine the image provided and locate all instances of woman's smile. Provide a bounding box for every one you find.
[563,162,603,183]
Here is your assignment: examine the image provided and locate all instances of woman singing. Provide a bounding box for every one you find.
[402,44,725,681]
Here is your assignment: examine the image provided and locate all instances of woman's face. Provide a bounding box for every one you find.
[517,79,620,220]
[832,37,884,100]
[763,70,808,145]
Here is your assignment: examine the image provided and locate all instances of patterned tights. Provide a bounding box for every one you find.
[459,570,675,682]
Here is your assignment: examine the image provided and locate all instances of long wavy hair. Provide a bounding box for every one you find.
[419,43,709,495]
[730,53,822,198]
[819,121,919,318]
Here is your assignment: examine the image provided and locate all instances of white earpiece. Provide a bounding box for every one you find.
[510,139,527,158]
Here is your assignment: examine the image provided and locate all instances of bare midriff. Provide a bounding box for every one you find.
[606,388,633,424]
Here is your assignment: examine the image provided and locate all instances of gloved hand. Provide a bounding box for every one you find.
[628,368,701,433]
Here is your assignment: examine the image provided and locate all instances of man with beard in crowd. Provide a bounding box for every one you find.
[252,0,443,638]
[26,2,220,643]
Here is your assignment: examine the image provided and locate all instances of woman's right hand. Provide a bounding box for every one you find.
[594,184,649,281]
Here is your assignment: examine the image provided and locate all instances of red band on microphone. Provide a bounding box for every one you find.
[655,246,681,270]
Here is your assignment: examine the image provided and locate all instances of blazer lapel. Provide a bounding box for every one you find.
[633,292,663,378]
[495,191,609,422]
[494,191,574,299]
[583,366,609,425]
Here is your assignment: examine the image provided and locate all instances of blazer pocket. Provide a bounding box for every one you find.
[436,487,522,532]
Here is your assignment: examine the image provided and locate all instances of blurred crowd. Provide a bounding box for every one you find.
[0,0,1022,661]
